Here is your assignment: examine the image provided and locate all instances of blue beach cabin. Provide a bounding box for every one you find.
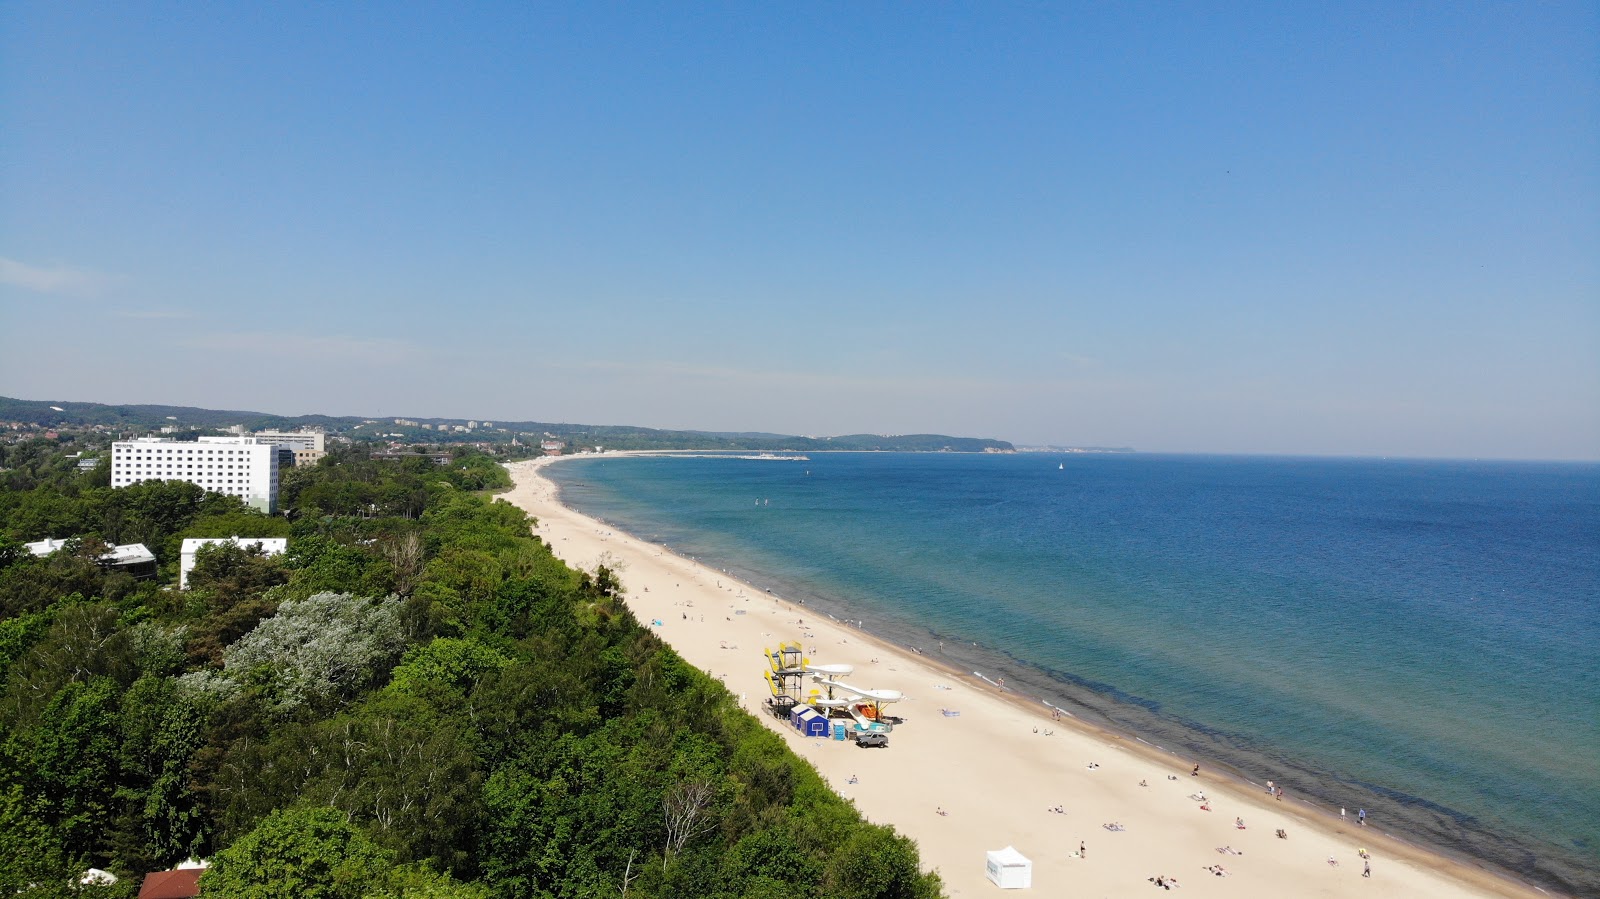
[790,705,831,737]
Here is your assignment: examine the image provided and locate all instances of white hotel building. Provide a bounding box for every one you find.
[111,436,280,513]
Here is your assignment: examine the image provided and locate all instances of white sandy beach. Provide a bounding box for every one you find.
[503,456,1547,899]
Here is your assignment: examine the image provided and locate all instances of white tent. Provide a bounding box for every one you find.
[985,846,1032,889]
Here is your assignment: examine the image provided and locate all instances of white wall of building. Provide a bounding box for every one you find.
[111,436,280,513]
[180,536,288,589]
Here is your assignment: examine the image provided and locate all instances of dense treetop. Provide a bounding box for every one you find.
[0,441,942,898]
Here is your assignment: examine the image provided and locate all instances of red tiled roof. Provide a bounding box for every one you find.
[139,868,202,899]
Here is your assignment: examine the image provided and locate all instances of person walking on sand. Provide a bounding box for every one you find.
[1359,808,1367,826]
[1192,764,1201,776]
[1079,840,1086,858]
[1364,859,1372,878]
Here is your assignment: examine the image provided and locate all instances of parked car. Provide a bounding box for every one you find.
[854,732,889,748]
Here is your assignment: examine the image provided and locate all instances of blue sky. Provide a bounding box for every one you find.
[2,3,1595,459]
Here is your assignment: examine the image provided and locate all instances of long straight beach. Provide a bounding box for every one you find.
[504,457,1553,898]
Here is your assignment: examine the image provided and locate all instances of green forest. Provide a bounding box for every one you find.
[0,437,942,898]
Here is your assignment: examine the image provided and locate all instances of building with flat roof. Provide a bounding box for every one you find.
[180,536,288,589]
[254,429,325,452]
[255,429,327,467]
[26,538,158,580]
[112,436,280,513]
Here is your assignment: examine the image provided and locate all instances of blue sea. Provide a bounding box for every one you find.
[546,453,1600,895]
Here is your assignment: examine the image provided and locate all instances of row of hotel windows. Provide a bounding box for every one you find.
[115,474,275,485]
[115,465,274,475]
[124,449,261,456]
[118,463,251,469]
[115,478,249,486]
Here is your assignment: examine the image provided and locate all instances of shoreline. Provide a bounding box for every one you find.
[503,455,1554,898]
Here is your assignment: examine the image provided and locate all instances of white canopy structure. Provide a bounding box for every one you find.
[985,846,1032,889]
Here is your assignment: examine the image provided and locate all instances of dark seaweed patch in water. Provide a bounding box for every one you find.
[1350,779,1481,826]
[847,615,1598,897]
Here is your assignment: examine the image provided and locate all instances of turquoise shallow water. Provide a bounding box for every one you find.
[547,453,1600,895]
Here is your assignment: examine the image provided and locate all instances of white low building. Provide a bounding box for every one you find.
[26,538,158,579]
[985,846,1032,889]
[180,536,288,589]
[112,436,280,513]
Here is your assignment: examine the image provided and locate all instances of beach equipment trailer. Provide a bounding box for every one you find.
[985,846,1032,889]
[790,704,832,737]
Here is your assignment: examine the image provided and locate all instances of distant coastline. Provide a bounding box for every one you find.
[0,395,1016,455]
[1014,445,1136,454]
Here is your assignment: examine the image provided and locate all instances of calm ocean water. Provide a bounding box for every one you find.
[546,453,1600,895]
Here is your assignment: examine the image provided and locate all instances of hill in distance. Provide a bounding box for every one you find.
[0,396,1016,453]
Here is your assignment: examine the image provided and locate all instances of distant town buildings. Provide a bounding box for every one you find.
[112,436,280,513]
[180,537,288,589]
[254,429,327,466]
[254,429,324,453]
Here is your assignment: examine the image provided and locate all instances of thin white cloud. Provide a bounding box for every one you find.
[0,256,120,297]
[180,331,427,364]
[566,357,1028,397]
[116,309,192,320]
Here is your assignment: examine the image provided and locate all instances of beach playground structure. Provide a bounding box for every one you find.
[763,642,901,735]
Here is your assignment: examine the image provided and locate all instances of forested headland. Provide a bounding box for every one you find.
[0,437,942,898]
[0,396,1014,454]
